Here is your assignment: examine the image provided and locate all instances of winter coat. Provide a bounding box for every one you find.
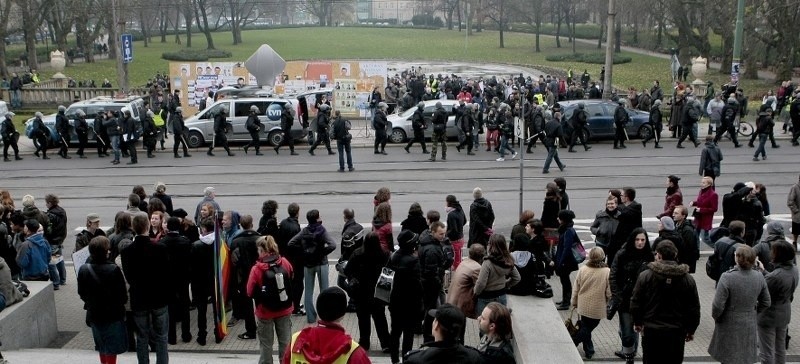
[692,187,718,230]
[400,213,427,235]
[721,186,752,227]
[282,321,371,364]
[610,246,653,312]
[541,197,560,229]
[246,253,294,320]
[554,223,580,275]
[120,235,171,311]
[288,223,337,267]
[708,268,771,364]
[652,230,683,258]
[658,187,683,219]
[675,220,699,271]
[757,262,798,328]
[343,246,389,304]
[16,232,50,279]
[371,218,393,253]
[474,256,520,299]
[446,203,466,242]
[612,201,643,251]
[446,258,481,319]
[45,205,67,246]
[386,249,423,315]
[77,258,127,325]
[699,141,723,177]
[0,257,23,307]
[571,264,611,320]
[468,197,495,246]
[418,238,448,293]
[404,341,483,364]
[190,234,215,301]
[231,230,260,289]
[788,182,800,224]
[590,208,620,248]
[630,260,700,333]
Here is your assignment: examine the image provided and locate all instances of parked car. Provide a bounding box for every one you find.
[384,99,459,143]
[559,100,653,140]
[183,97,303,148]
[24,95,145,144]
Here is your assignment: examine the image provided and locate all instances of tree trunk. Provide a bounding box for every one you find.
[0,41,8,77]
[184,10,193,48]
[159,8,167,43]
[743,44,758,80]
[173,11,181,44]
[555,13,561,48]
[597,21,603,49]
[498,0,504,48]
[631,11,638,45]
[718,35,733,75]
[21,6,39,69]
[456,1,462,32]
[614,19,621,53]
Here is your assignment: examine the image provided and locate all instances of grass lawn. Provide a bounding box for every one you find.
[28,27,733,90]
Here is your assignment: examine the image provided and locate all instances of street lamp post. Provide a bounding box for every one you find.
[602,0,616,99]
[731,0,745,86]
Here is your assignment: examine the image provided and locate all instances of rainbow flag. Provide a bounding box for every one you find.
[213,215,231,340]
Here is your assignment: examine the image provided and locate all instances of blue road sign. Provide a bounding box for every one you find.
[121,34,133,64]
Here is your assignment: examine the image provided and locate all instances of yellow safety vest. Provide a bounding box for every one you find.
[153,113,165,127]
[32,74,40,83]
[428,79,439,93]
[288,332,359,364]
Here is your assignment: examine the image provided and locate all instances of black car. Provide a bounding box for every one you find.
[559,100,653,140]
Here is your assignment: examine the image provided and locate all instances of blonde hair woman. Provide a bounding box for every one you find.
[570,247,611,360]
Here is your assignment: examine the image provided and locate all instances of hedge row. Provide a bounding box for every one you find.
[545,52,632,65]
[161,49,233,61]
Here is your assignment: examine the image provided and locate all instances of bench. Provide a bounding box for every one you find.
[508,294,583,363]
[0,281,58,350]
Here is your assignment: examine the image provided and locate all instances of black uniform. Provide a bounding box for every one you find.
[373,109,388,154]
[613,104,629,149]
[208,112,234,156]
[275,108,296,154]
[643,104,663,147]
[122,114,138,164]
[244,112,263,155]
[94,113,110,157]
[309,109,334,155]
[74,114,89,158]
[141,113,158,158]
[404,106,427,153]
[568,107,591,152]
[31,116,50,159]
[714,101,741,147]
[55,111,71,158]
[1,116,22,161]
[171,112,191,157]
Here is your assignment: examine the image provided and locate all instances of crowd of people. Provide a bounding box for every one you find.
[2,169,800,363]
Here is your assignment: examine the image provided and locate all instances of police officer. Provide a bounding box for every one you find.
[94,108,110,157]
[714,96,742,147]
[613,100,629,149]
[274,103,298,155]
[208,107,235,157]
[122,108,138,164]
[55,105,71,159]
[568,102,591,152]
[31,111,50,159]
[404,101,428,154]
[429,101,448,161]
[172,107,191,158]
[244,105,263,155]
[373,102,388,155]
[103,110,122,165]
[309,104,334,156]
[1,112,22,161]
[74,109,89,158]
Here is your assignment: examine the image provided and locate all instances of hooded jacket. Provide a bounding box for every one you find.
[474,256,521,298]
[16,232,50,279]
[289,222,336,267]
[446,202,466,242]
[630,260,700,333]
[371,218,393,253]
[468,197,495,246]
[400,213,427,235]
[246,253,294,320]
[590,208,620,247]
[283,321,371,364]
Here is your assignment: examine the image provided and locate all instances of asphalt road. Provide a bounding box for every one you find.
[2,134,796,261]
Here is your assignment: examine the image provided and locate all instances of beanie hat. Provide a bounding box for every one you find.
[22,194,35,208]
[660,216,675,231]
[766,221,784,237]
[733,182,746,191]
[316,287,347,322]
[473,187,483,200]
[397,230,419,251]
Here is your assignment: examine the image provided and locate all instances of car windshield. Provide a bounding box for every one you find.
[399,107,416,117]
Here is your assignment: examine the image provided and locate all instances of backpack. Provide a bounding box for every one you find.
[441,240,455,270]
[251,256,293,311]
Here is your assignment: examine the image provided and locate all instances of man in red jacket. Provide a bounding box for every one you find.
[282,286,371,364]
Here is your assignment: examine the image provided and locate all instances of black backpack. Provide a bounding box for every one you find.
[252,256,293,311]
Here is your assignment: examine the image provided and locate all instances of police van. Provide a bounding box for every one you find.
[183,97,303,148]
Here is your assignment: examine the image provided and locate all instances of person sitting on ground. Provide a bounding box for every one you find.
[477,302,515,364]
[282,286,371,364]
[403,303,483,364]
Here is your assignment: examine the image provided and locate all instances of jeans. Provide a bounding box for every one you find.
[696,228,711,247]
[48,245,65,287]
[642,327,686,363]
[678,123,698,145]
[543,145,564,172]
[10,89,21,108]
[572,316,600,357]
[618,311,639,352]
[389,305,419,363]
[758,324,788,364]
[133,306,169,364]
[499,135,515,157]
[337,140,353,170]
[355,299,390,350]
[256,315,292,364]
[304,263,329,323]
[110,135,121,161]
[754,133,768,159]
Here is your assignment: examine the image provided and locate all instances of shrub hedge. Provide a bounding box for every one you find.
[545,52,632,64]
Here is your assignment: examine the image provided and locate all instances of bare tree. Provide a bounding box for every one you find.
[664,0,711,63]
[0,0,14,76]
[46,0,76,64]
[300,0,334,26]
[16,0,53,70]
[73,0,107,63]
[135,0,160,47]
[181,0,194,47]
[194,0,224,49]
[752,0,800,81]
[226,0,257,45]
[483,0,510,48]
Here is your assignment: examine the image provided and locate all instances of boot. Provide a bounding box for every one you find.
[207,149,215,156]
[15,156,22,160]
[654,142,662,148]
[3,157,9,162]
[184,153,192,157]
[274,146,280,154]
[676,143,685,148]
[568,148,576,153]
[290,149,299,155]
[243,145,249,154]
[174,153,182,158]
[226,148,235,156]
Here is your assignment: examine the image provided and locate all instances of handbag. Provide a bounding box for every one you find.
[374,265,395,305]
[572,241,586,264]
[607,297,620,320]
[564,308,581,336]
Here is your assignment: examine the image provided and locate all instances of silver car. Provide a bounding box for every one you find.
[24,96,145,144]
[384,99,460,143]
[183,97,303,148]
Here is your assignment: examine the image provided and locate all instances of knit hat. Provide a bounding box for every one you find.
[316,286,348,322]
[733,182,746,191]
[397,230,419,251]
[473,187,483,200]
[660,216,675,231]
[22,194,35,208]
[86,213,101,223]
[172,208,188,219]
